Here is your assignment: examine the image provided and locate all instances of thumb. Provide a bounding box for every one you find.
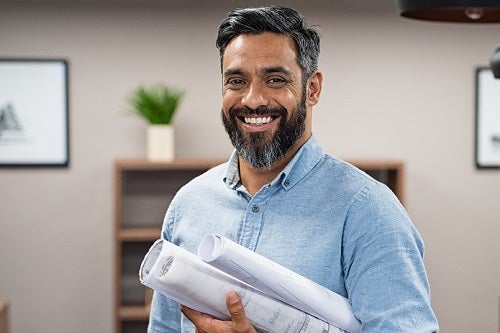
[226,291,247,324]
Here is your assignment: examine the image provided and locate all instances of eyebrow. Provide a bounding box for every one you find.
[263,66,292,76]
[223,68,244,77]
[223,66,293,78]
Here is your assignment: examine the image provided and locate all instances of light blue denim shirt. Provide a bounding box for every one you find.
[148,135,439,333]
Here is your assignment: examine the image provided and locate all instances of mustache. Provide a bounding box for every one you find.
[229,105,287,118]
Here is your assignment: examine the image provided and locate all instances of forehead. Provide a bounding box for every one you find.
[222,32,299,72]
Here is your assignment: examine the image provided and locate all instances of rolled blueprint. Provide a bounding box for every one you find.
[140,239,345,333]
[197,234,361,333]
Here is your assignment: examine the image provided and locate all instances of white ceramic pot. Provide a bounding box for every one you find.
[147,125,174,161]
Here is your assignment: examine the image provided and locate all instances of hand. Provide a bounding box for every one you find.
[180,291,257,333]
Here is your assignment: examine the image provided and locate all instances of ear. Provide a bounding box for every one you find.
[306,71,323,107]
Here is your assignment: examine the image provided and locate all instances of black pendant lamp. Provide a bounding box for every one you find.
[396,0,500,23]
[490,46,500,78]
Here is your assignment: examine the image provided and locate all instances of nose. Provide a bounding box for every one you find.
[241,82,270,110]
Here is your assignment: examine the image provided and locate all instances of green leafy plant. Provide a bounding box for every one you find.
[129,84,185,125]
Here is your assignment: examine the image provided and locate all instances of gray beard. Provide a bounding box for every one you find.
[221,100,306,169]
[238,131,287,169]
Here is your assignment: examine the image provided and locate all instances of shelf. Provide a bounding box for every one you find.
[114,160,223,333]
[119,228,161,242]
[347,159,403,169]
[115,159,223,171]
[118,305,150,321]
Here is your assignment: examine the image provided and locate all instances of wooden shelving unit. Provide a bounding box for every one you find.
[0,300,9,333]
[113,158,404,333]
[113,159,223,333]
[347,159,405,205]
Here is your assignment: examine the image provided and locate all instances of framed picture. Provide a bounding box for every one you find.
[0,58,69,167]
[475,67,500,169]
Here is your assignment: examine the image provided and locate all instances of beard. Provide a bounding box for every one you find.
[221,98,306,169]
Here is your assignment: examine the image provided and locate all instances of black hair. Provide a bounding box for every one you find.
[216,6,320,82]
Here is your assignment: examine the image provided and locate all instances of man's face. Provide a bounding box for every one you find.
[220,32,310,169]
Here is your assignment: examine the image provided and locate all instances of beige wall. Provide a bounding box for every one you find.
[0,1,499,332]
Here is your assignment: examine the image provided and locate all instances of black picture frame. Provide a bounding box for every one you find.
[475,67,500,169]
[0,58,69,167]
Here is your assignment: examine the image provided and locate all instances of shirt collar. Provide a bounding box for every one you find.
[223,150,241,189]
[223,134,324,191]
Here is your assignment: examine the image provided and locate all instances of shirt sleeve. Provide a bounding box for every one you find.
[147,291,181,333]
[342,182,439,332]
[147,203,182,333]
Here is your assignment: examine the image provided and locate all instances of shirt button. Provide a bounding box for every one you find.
[284,179,290,187]
[252,205,259,213]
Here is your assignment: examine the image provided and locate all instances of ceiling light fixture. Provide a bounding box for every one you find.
[490,46,500,78]
[396,0,500,23]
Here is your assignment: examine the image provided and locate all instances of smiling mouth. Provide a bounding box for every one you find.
[240,115,279,126]
[245,116,271,125]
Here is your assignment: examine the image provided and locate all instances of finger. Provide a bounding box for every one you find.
[181,305,231,333]
[181,305,206,323]
[226,291,253,331]
[180,305,207,327]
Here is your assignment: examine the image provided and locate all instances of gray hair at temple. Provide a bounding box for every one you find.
[216,6,321,84]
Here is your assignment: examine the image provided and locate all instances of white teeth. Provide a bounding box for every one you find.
[244,116,272,125]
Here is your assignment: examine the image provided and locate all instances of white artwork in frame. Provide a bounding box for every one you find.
[0,59,69,167]
[475,67,500,169]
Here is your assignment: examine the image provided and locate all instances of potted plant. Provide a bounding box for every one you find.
[129,84,184,161]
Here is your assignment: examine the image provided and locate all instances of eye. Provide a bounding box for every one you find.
[225,77,246,88]
[267,76,287,87]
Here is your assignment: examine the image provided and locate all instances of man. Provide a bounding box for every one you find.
[148,6,439,333]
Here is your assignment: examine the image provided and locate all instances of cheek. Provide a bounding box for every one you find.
[278,91,301,111]
[222,90,241,112]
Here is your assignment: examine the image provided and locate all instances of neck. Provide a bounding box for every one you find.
[238,156,287,196]
[238,133,310,196]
